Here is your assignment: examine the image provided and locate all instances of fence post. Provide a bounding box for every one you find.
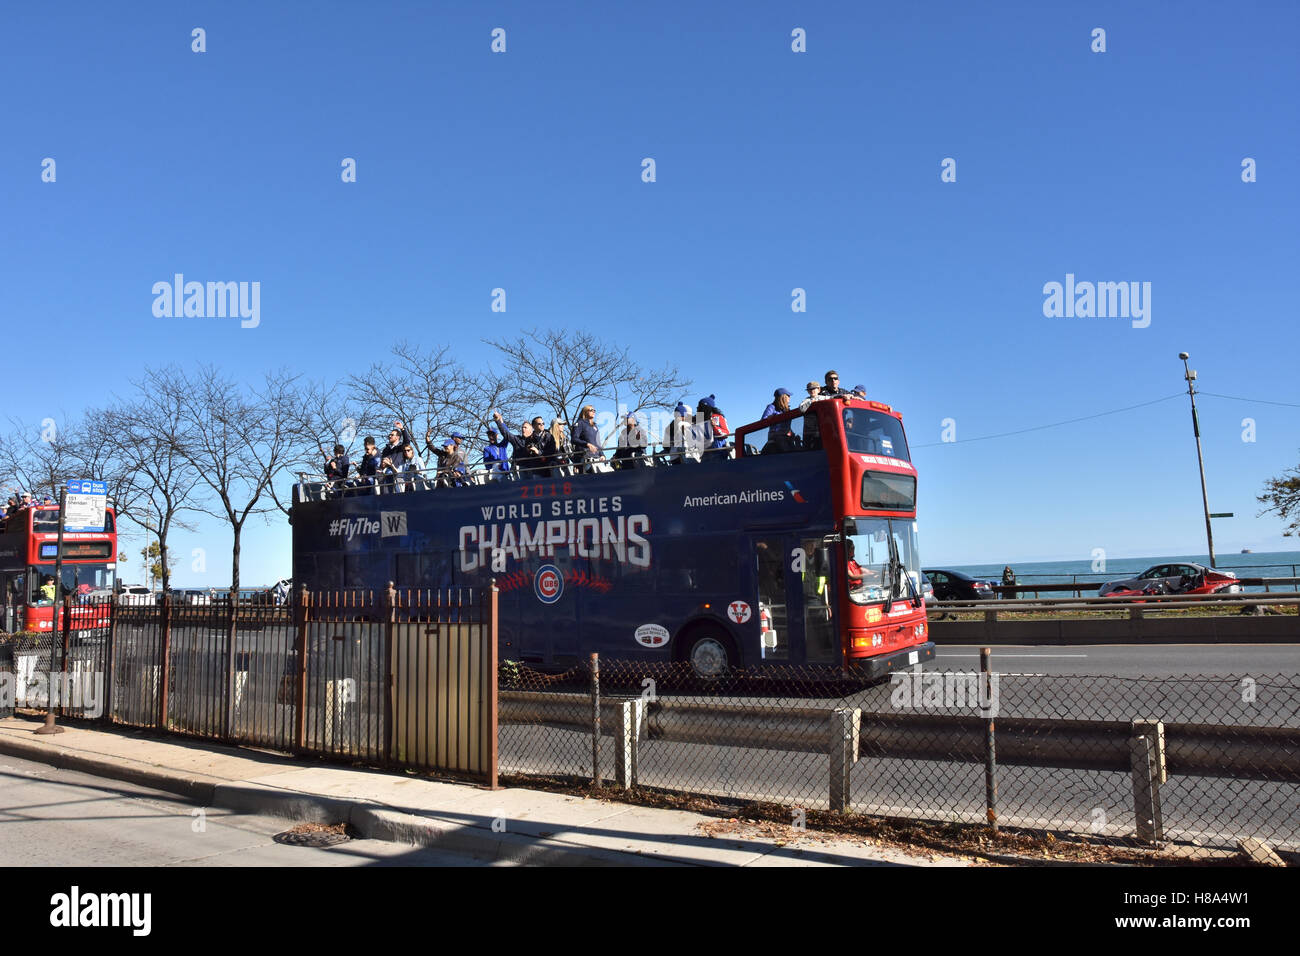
[614,698,644,789]
[1130,718,1166,845]
[223,587,238,740]
[981,647,998,833]
[294,585,309,752]
[828,707,860,811]
[384,582,396,763]
[158,590,172,729]
[590,652,601,786]
[102,594,116,723]
[35,598,68,735]
[486,583,499,790]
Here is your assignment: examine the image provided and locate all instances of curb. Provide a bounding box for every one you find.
[0,732,679,866]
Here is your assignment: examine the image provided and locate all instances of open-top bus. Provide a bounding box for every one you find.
[0,505,118,634]
[290,395,932,678]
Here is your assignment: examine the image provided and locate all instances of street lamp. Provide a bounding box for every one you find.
[1178,352,1216,568]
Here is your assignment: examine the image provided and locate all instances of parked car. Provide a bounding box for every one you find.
[921,573,935,606]
[116,584,153,605]
[923,569,996,601]
[1099,563,1239,598]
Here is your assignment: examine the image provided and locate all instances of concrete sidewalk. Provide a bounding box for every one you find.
[0,717,974,866]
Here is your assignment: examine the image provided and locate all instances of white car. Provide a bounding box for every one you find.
[117,585,153,605]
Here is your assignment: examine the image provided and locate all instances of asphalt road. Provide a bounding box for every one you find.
[24,627,1299,855]
[0,754,489,866]
[931,642,1300,676]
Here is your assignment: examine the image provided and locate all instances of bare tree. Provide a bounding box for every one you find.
[0,413,80,502]
[281,377,369,478]
[99,390,206,594]
[483,328,690,445]
[153,364,301,594]
[346,340,518,453]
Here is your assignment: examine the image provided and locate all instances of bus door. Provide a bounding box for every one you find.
[752,533,839,665]
[1,570,24,633]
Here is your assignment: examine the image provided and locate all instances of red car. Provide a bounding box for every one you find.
[1099,563,1239,598]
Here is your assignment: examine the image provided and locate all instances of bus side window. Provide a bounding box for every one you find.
[656,540,696,593]
[800,410,822,452]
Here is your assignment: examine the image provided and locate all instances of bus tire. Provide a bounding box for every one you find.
[677,624,736,678]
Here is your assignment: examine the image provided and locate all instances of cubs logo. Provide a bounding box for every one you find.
[534,564,563,604]
[726,600,752,624]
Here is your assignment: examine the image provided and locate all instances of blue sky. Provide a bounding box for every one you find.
[4,1,1298,583]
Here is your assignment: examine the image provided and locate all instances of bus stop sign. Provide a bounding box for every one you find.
[64,479,108,533]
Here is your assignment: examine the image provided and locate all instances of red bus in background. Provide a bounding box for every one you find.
[0,505,118,634]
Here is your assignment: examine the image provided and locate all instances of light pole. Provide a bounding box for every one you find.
[1179,352,1216,568]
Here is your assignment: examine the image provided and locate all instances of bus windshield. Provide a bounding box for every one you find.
[842,409,909,461]
[843,517,922,606]
[30,563,114,603]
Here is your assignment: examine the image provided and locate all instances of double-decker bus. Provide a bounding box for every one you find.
[0,504,118,634]
[290,395,932,678]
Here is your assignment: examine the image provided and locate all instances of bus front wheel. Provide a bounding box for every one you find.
[679,627,736,678]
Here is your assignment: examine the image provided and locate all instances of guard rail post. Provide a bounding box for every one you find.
[590,653,601,786]
[1130,718,1166,845]
[828,707,860,811]
[294,585,309,752]
[614,697,644,789]
[981,647,998,832]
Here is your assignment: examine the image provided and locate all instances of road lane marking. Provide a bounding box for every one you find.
[935,652,1088,658]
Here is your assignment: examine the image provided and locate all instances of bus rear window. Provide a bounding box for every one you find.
[843,410,909,461]
[861,471,916,510]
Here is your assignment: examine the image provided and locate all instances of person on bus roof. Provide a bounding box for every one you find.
[355,437,382,490]
[852,384,867,398]
[700,395,729,453]
[379,421,411,464]
[762,389,795,454]
[321,443,351,491]
[571,405,604,471]
[823,370,848,398]
[662,404,692,465]
[612,414,648,471]
[533,415,558,478]
[483,424,511,481]
[425,432,466,488]
[494,412,545,478]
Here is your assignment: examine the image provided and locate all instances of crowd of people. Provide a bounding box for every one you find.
[310,370,865,495]
[0,491,54,533]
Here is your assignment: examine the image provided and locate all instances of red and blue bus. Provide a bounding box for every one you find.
[290,395,932,678]
[0,505,117,634]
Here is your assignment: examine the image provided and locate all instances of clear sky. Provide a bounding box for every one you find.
[4,1,1297,584]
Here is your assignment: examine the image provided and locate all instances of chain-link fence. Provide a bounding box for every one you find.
[497,657,1300,858]
[7,596,1296,859]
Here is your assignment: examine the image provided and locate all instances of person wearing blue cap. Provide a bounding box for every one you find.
[483,423,511,481]
[852,384,867,398]
[761,388,796,454]
[699,394,729,455]
[661,403,692,465]
[424,429,467,488]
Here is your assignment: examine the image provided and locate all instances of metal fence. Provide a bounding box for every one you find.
[1,588,498,786]
[5,598,1297,858]
[498,656,1300,858]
